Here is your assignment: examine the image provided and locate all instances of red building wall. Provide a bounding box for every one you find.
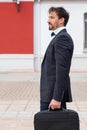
[0,2,33,54]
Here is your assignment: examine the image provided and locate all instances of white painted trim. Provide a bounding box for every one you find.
[34,2,41,71]
[71,54,87,72]
[0,54,33,59]
[73,54,87,58]
[0,54,34,72]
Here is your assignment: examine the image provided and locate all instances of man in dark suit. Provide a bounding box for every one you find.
[40,7,74,111]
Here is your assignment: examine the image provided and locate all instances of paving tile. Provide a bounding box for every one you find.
[12,100,29,105]
[0,105,9,111]
[0,101,12,105]
[8,105,26,112]
[0,118,17,127]
[2,112,18,118]
[0,127,16,130]
[80,117,87,130]
[18,112,33,118]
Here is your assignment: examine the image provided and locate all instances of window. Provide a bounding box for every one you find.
[84,13,87,48]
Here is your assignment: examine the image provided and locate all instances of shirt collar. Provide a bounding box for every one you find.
[53,26,66,35]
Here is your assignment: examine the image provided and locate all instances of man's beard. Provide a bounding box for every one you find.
[48,25,53,30]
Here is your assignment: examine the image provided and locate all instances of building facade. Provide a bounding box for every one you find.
[0,0,87,72]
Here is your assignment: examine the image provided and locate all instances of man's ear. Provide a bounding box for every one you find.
[59,17,65,25]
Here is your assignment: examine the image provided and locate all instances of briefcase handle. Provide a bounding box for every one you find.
[48,107,64,111]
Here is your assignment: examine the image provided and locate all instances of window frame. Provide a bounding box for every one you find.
[84,13,87,49]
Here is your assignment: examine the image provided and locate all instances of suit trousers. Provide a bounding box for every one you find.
[40,101,66,111]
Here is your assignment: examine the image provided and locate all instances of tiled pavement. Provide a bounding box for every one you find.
[0,71,87,130]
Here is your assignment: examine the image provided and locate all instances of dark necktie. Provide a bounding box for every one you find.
[51,32,55,37]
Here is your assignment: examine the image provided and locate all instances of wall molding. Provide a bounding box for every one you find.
[0,54,34,72]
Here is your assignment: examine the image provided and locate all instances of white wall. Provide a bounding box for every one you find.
[0,54,34,72]
[40,1,87,55]
[0,1,87,72]
[34,1,87,71]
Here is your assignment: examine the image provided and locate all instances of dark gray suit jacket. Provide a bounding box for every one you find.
[40,29,74,103]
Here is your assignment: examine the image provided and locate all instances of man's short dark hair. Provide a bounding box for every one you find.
[48,7,69,26]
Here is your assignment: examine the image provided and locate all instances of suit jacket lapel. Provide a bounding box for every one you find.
[42,29,67,65]
[42,36,56,65]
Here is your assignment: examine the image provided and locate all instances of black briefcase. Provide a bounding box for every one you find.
[34,109,79,130]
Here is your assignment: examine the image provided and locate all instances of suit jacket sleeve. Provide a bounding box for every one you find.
[53,35,73,101]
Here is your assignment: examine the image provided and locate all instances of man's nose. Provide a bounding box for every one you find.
[47,20,50,24]
[47,18,50,23]
[47,20,49,24]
